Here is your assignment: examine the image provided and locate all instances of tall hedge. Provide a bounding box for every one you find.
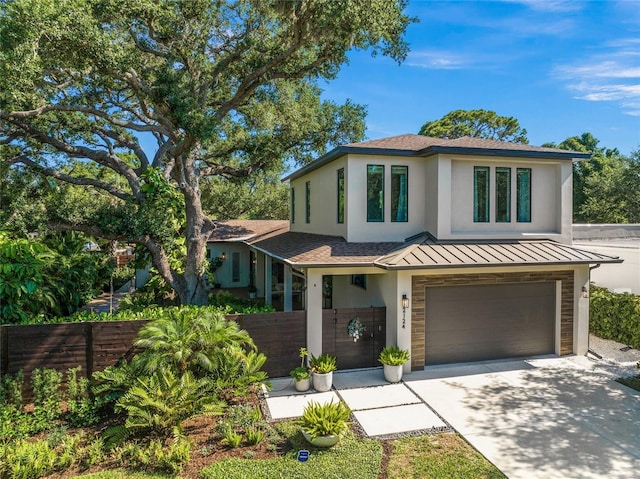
[590,285,640,348]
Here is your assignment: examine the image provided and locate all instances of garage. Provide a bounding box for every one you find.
[425,282,556,365]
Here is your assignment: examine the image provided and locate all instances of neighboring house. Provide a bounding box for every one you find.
[208,134,621,372]
[573,224,640,294]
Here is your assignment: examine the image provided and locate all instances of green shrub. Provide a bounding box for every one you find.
[219,426,243,448]
[590,285,640,348]
[114,437,192,474]
[0,370,24,408]
[309,353,337,374]
[65,367,100,427]
[245,426,266,446]
[0,439,57,479]
[298,400,351,439]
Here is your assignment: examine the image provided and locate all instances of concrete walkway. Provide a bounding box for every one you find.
[264,355,640,478]
[265,368,449,438]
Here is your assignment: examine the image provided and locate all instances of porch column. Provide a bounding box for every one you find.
[284,265,293,312]
[574,266,590,356]
[306,269,323,357]
[264,257,272,305]
[255,251,265,297]
[397,270,412,374]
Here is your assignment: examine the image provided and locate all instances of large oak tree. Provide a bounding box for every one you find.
[0,0,412,305]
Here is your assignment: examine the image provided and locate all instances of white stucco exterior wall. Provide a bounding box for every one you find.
[574,242,639,294]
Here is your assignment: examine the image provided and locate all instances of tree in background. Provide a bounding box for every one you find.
[418,109,528,144]
[544,133,639,223]
[0,0,413,305]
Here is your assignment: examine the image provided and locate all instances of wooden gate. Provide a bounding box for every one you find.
[321,307,386,370]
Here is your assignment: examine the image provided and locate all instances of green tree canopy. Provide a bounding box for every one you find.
[544,133,638,223]
[418,109,528,144]
[0,0,413,305]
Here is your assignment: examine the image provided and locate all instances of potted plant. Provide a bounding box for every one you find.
[289,347,311,392]
[378,346,410,383]
[309,353,336,392]
[298,400,351,448]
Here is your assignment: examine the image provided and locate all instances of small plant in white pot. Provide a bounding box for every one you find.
[309,353,336,392]
[298,399,351,448]
[379,346,410,383]
[289,347,311,392]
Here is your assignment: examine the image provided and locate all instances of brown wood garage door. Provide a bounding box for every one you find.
[425,282,555,365]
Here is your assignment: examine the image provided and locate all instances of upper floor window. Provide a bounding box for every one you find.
[391,166,408,222]
[305,181,311,223]
[517,168,531,222]
[337,168,345,224]
[291,187,295,224]
[495,167,511,223]
[474,166,490,222]
[367,165,384,222]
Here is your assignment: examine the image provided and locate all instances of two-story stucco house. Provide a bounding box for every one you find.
[208,134,621,373]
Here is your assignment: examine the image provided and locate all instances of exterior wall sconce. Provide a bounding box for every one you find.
[582,286,588,298]
[401,294,409,328]
[252,258,257,265]
[220,252,226,261]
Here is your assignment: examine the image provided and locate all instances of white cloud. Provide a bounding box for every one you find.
[554,38,640,116]
[406,50,467,70]
[503,0,585,13]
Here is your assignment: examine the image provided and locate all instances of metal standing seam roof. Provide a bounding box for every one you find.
[375,239,623,270]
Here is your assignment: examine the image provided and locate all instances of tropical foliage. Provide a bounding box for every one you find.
[0,231,111,323]
[0,0,412,305]
[298,400,352,439]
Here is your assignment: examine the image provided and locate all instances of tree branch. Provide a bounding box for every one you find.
[8,155,133,201]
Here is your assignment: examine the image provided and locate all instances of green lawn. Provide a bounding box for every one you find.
[387,434,506,479]
[617,376,640,392]
[73,424,504,479]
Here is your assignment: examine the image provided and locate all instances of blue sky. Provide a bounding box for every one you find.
[320,0,640,155]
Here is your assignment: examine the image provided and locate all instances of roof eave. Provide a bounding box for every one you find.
[374,258,623,270]
[419,145,590,161]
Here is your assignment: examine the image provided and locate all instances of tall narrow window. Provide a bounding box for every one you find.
[291,187,295,224]
[231,252,240,282]
[391,166,408,222]
[495,167,511,222]
[305,181,311,223]
[517,168,531,222]
[474,166,490,222]
[367,165,384,222]
[337,168,345,224]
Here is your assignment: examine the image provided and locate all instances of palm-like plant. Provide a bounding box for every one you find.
[105,369,225,445]
[134,309,256,376]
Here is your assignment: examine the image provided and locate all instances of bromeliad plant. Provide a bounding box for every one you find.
[298,400,351,440]
[309,353,337,374]
[378,346,410,366]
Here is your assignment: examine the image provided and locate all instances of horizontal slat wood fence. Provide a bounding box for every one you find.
[0,311,306,386]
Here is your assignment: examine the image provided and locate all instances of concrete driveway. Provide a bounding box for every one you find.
[405,357,640,479]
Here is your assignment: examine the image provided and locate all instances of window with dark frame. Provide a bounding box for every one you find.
[391,165,408,222]
[474,166,490,222]
[337,168,345,224]
[291,187,295,224]
[367,165,384,222]
[231,252,240,282]
[517,168,532,222]
[305,181,310,223]
[495,167,511,222]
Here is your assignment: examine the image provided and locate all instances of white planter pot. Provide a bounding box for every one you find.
[249,292,257,299]
[294,377,311,392]
[383,364,403,383]
[301,429,340,448]
[312,371,333,392]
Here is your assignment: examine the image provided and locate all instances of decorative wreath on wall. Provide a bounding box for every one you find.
[347,317,366,342]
